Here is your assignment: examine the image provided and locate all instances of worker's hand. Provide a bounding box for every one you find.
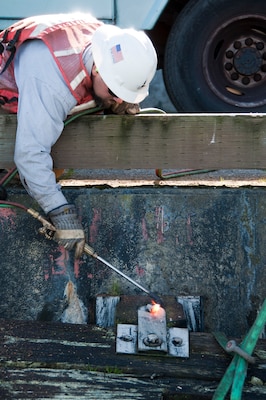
[109,102,140,115]
[48,204,85,259]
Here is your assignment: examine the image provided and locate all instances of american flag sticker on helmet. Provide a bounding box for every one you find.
[111,44,124,63]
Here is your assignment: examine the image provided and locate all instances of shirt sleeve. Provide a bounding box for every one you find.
[14,40,77,213]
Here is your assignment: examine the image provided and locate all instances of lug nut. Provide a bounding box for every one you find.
[245,38,253,46]
[225,62,233,71]
[226,50,234,59]
[234,41,241,49]
[254,73,262,82]
[242,76,250,85]
[231,72,239,80]
[256,42,264,51]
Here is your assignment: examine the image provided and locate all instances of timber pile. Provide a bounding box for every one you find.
[0,318,265,399]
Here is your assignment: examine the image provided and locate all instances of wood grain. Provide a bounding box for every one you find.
[1,113,266,169]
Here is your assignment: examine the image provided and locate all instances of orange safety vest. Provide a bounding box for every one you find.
[0,14,103,112]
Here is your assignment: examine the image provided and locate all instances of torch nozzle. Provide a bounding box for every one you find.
[150,292,164,307]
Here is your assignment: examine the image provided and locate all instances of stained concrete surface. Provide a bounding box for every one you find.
[0,185,265,337]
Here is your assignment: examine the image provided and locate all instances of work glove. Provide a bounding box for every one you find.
[109,102,140,115]
[48,204,85,259]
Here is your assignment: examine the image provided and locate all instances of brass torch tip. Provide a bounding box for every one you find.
[150,292,164,307]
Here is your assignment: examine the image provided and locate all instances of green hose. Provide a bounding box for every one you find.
[213,298,266,400]
[1,167,18,187]
[1,106,164,188]
[230,298,266,399]
[64,106,104,125]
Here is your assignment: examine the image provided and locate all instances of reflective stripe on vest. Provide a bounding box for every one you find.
[0,14,102,112]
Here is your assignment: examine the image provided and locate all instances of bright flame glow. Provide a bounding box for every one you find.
[151,303,161,314]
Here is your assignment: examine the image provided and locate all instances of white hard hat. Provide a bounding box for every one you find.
[91,24,157,103]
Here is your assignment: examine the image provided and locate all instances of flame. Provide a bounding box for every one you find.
[151,303,161,314]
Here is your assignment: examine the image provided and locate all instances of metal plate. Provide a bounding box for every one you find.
[177,296,203,332]
[137,304,167,352]
[116,324,138,354]
[168,327,189,357]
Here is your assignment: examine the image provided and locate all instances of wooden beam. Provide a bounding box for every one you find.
[0,319,265,399]
[1,113,266,169]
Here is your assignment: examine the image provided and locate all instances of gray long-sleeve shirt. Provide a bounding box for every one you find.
[14,39,93,213]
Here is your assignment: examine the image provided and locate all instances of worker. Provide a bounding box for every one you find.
[0,14,157,258]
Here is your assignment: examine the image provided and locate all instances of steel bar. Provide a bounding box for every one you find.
[84,244,162,305]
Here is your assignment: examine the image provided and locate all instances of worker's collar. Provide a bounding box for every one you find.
[82,44,93,75]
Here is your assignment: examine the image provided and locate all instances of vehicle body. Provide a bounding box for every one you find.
[1,0,265,112]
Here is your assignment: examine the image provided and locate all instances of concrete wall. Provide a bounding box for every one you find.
[0,186,265,337]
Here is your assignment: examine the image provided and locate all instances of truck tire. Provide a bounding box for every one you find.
[164,0,266,112]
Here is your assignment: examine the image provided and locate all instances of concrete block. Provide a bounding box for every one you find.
[0,186,265,337]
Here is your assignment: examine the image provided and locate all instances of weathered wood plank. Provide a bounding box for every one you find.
[0,368,159,400]
[0,318,265,399]
[1,113,266,169]
[1,369,265,400]
[0,368,168,400]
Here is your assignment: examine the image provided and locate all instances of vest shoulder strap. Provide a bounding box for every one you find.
[0,28,23,75]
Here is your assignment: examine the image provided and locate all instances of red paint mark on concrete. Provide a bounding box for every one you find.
[74,258,86,279]
[155,206,164,244]
[47,246,69,277]
[44,269,50,281]
[0,208,17,229]
[157,230,164,244]
[135,264,145,277]
[74,259,80,279]
[90,208,102,243]
[45,248,84,280]
[187,215,193,245]
[141,217,149,240]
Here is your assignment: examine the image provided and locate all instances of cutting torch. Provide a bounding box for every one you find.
[27,207,163,306]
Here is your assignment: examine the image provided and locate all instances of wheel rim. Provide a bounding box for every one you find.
[203,15,266,108]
